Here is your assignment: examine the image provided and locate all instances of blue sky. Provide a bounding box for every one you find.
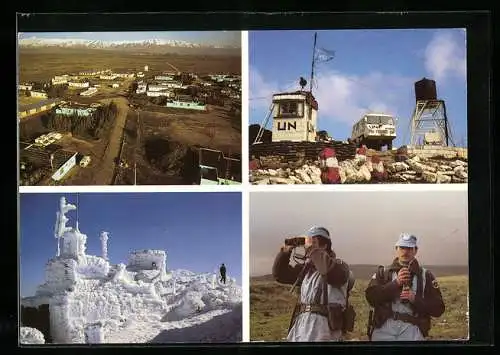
[18,31,241,47]
[20,192,242,297]
[249,29,467,147]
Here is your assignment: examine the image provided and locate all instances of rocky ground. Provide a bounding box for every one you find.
[249,150,468,185]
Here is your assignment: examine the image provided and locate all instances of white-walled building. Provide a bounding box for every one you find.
[146,91,172,97]
[80,87,98,97]
[19,83,34,91]
[51,77,68,85]
[159,81,184,89]
[30,90,48,99]
[79,70,104,76]
[99,74,118,80]
[147,85,169,92]
[155,75,174,81]
[115,73,135,79]
[69,81,90,89]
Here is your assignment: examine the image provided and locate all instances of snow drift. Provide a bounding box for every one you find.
[20,327,45,344]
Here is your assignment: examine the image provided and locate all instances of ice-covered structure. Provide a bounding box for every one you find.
[21,196,242,344]
[22,197,169,344]
[100,232,109,260]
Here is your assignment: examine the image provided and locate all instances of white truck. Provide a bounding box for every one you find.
[351,113,397,150]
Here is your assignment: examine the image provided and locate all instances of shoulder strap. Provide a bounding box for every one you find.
[322,276,328,305]
[421,267,427,299]
[384,267,392,284]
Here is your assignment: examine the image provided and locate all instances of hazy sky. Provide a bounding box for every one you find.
[18,31,241,47]
[249,189,468,276]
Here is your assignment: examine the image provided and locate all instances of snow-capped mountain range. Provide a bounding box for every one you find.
[18,37,240,50]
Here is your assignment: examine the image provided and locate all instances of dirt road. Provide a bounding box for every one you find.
[165,61,180,73]
[92,96,130,185]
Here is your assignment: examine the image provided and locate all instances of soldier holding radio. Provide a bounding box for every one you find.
[272,226,355,342]
[365,233,445,341]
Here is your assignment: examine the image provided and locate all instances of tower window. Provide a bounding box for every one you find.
[277,101,304,118]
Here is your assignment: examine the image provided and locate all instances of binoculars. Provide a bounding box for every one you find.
[284,236,306,247]
[401,267,413,304]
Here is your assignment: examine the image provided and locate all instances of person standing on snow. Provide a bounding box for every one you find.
[219,263,227,284]
[272,226,355,342]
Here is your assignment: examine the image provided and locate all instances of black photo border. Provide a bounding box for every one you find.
[8,10,494,354]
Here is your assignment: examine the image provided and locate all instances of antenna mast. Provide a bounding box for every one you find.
[76,193,79,227]
[309,32,318,94]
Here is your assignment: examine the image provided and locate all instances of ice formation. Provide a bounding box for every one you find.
[21,196,242,344]
[20,327,46,344]
[100,232,109,260]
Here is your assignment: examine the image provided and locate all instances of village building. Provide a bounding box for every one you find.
[30,91,49,99]
[79,70,104,76]
[18,99,62,119]
[147,84,169,92]
[56,103,98,117]
[99,74,118,80]
[68,81,90,89]
[19,83,34,91]
[158,81,184,89]
[51,76,68,85]
[115,73,135,79]
[80,87,98,97]
[146,91,172,97]
[166,95,207,111]
[154,75,175,81]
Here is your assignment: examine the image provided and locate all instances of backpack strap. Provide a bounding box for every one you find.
[421,267,427,299]
[322,276,328,305]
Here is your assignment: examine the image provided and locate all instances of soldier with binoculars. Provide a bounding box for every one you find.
[365,233,445,341]
[272,226,355,342]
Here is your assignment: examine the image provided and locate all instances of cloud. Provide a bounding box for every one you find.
[249,66,281,110]
[250,65,414,127]
[424,30,466,82]
[313,70,413,125]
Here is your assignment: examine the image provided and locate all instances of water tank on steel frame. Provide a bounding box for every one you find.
[414,78,437,101]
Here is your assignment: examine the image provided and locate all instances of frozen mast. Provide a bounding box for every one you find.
[100,232,109,260]
[53,197,77,257]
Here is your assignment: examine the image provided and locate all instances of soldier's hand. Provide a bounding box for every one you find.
[396,268,411,286]
[400,289,416,303]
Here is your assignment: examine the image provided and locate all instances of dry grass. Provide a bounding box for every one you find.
[18,48,240,83]
[18,94,45,106]
[250,274,469,341]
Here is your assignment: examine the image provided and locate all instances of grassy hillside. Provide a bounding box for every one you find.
[250,267,468,342]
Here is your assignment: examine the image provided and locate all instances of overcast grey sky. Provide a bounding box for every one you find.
[250,189,469,276]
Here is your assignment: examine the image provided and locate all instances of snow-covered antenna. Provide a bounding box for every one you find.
[100,231,109,260]
[76,193,79,227]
